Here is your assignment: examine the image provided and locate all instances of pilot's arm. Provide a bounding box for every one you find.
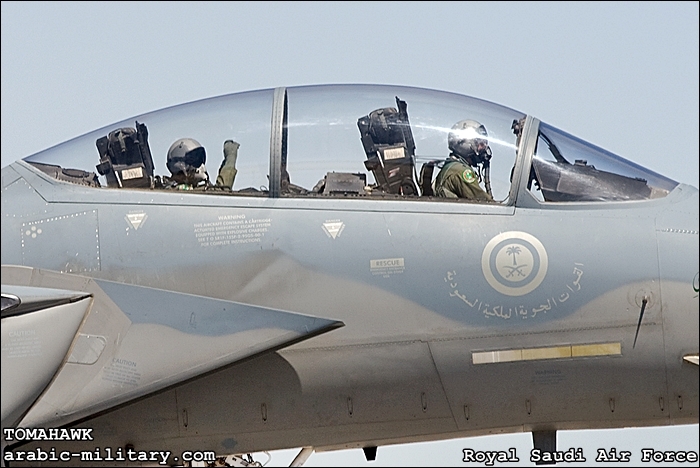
[216,140,239,189]
[436,161,492,201]
[453,167,492,201]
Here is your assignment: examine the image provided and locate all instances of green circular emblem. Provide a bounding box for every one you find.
[461,168,476,183]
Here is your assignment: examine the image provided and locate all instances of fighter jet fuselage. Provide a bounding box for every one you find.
[2,84,697,465]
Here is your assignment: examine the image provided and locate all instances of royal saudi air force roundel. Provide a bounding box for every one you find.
[481,231,548,296]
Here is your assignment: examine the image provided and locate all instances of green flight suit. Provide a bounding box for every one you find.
[215,140,239,189]
[434,159,492,201]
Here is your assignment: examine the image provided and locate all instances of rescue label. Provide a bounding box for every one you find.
[370,257,405,277]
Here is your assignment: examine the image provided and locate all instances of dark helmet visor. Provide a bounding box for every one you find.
[184,147,206,168]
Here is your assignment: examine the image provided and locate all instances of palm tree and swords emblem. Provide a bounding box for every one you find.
[482,231,548,296]
[503,245,528,279]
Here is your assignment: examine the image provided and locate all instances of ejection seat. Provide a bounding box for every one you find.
[357,97,420,196]
[95,121,155,188]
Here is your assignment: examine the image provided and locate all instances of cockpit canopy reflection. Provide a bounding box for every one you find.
[22,84,678,204]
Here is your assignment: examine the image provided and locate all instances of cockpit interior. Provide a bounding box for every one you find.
[22,84,678,205]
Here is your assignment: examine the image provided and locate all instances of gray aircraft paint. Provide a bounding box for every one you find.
[1,84,697,465]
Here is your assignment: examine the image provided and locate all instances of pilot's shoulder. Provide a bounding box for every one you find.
[443,160,465,172]
[459,166,478,184]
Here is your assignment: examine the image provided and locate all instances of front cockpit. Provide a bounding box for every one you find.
[18,84,679,207]
[528,122,678,202]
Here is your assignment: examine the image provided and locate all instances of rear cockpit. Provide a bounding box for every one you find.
[20,84,678,205]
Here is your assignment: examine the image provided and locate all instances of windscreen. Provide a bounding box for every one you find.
[529,122,678,202]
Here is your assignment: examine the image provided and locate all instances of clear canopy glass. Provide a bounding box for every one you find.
[22,84,678,204]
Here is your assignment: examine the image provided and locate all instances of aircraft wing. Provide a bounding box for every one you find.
[1,285,92,429]
[1,265,344,430]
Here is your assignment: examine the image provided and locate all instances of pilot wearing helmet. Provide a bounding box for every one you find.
[434,119,493,201]
[158,138,239,190]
